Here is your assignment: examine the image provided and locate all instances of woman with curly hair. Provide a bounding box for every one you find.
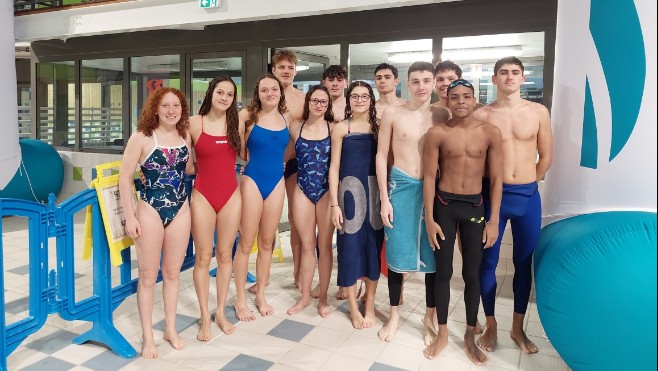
[328,81,383,330]
[119,87,194,358]
[188,76,245,341]
[233,74,293,321]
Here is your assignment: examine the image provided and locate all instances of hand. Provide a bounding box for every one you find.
[125,217,142,240]
[331,206,343,230]
[426,220,445,250]
[482,222,499,248]
[380,200,394,229]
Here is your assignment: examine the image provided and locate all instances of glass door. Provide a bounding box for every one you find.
[187,52,246,115]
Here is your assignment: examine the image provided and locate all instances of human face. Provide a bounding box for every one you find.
[272,60,296,87]
[348,86,371,114]
[212,81,235,111]
[323,76,347,99]
[375,69,398,95]
[434,69,460,100]
[407,70,434,103]
[492,63,525,94]
[308,90,330,117]
[258,78,281,107]
[446,85,476,119]
[158,92,182,127]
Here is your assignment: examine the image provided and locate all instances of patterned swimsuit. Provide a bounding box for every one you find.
[295,121,331,204]
[140,133,190,227]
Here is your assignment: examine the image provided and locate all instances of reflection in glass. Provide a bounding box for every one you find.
[36,61,75,147]
[130,55,181,134]
[191,57,243,115]
[81,58,124,150]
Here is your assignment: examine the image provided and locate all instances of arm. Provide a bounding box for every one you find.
[423,128,444,249]
[329,123,346,230]
[483,125,504,248]
[376,107,394,228]
[535,105,553,182]
[238,109,250,162]
[184,133,195,175]
[119,133,143,239]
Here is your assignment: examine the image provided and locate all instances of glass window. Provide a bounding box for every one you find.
[17,85,31,138]
[442,32,545,104]
[349,39,432,100]
[190,56,244,115]
[81,58,124,150]
[130,55,181,134]
[36,61,75,147]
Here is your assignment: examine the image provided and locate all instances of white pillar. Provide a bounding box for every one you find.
[543,0,657,223]
[0,1,21,190]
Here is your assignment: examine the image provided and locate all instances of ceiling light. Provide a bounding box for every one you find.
[388,51,433,63]
[441,46,523,61]
[296,65,310,71]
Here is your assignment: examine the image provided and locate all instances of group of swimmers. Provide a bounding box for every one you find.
[118,50,553,365]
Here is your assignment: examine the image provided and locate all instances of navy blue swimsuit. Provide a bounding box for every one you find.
[295,121,331,204]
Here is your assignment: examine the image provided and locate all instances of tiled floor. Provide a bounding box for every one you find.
[2,213,570,370]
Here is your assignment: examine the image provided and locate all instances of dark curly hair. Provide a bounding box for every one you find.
[302,85,334,122]
[344,81,378,141]
[245,74,287,128]
[138,87,189,138]
[198,76,241,154]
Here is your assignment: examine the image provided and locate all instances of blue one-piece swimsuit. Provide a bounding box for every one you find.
[243,114,289,200]
[295,121,331,204]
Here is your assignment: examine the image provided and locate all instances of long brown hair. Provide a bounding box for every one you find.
[344,81,378,141]
[138,87,189,138]
[302,85,334,122]
[245,74,287,127]
[198,76,240,154]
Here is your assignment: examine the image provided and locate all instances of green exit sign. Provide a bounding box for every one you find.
[199,0,220,9]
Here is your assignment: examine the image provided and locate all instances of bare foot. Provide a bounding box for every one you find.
[350,310,365,329]
[255,297,274,317]
[477,323,497,352]
[378,311,399,341]
[163,331,185,350]
[311,284,320,299]
[234,302,256,322]
[465,328,487,365]
[215,312,235,335]
[318,302,332,318]
[363,309,376,329]
[335,287,348,300]
[422,314,437,346]
[197,316,212,342]
[248,279,271,294]
[511,329,538,354]
[141,339,158,359]
[287,296,311,315]
[423,331,448,359]
[475,319,483,335]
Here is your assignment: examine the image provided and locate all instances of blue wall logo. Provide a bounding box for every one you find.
[580,0,645,169]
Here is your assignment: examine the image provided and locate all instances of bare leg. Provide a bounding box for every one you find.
[316,194,334,318]
[465,326,488,365]
[233,178,261,322]
[161,204,191,351]
[510,312,538,354]
[378,305,399,341]
[362,279,378,328]
[346,284,364,329]
[423,324,448,360]
[253,180,285,317]
[477,315,498,352]
[287,187,316,315]
[190,190,216,342]
[134,202,165,359]
[214,190,241,335]
[285,174,302,288]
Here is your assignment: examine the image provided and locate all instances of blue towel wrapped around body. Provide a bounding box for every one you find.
[385,166,436,273]
[336,133,384,287]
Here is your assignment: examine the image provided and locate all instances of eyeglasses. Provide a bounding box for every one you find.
[349,94,371,102]
[447,79,474,94]
[310,98,329,107]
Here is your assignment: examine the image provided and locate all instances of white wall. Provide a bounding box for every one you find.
[15,0,457,42]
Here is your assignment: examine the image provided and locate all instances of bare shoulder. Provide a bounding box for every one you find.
[480,120,502,138]
[331,120,349,139]
[328,121,338,132]
[430,106,450,124]
[293,88,306,99]
[473,104,493,120]
[238,108,250,121]
[188,115,202,131]
[527,100,550,116]
[290,120,303,137]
